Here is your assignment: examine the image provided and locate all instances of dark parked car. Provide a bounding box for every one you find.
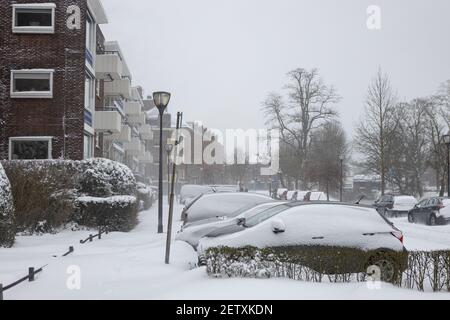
[373,195,417,218]
[408,197,450,226]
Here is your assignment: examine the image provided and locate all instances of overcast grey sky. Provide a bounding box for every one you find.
[101,0,450,137]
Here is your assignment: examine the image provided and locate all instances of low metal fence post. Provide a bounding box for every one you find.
[0,283,3,300]
[28,267,35,282]
[89,234,93,242]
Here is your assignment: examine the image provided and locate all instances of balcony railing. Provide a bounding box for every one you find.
[104,78,131,99]
[96,52,123,80]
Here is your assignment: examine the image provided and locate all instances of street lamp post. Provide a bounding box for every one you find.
[165,143,174,204]
[443,133,450,197]
[340,155,344,202]
[153,91,171,234]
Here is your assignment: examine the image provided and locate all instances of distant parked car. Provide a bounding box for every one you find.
[199,202,408,283]
[177,201,288,249]
[374,195,418,218]
[276,188,288,200]
[181,192,273,224]
[408,197,450,226]
[210,185,240,193]
[179,185,213,205]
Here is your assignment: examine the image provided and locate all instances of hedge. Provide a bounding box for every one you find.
[75,196,138,232]
[0,162,15,247]
[205,246,450,292]
[1,158,138,234]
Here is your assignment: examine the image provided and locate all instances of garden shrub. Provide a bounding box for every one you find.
[137,182,153,210]
[75,196,138,232]
[0,162,15,247]
[1,158,138,234]
[205,246,450,292]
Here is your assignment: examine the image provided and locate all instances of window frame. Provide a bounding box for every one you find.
[84,132,94,159]
[10,69,54,99]
[12,3,56,34]
[9,136,53,160]
[84,71,95,111]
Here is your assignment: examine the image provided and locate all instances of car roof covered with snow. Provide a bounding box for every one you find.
[183,192,273,223]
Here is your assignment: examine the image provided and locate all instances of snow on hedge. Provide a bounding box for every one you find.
[0,162,15,247]
[77,195,137,205]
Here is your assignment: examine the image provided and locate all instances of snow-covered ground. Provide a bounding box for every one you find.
[1,202,450,300]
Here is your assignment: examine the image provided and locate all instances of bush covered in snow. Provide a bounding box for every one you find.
[1,159,138,234]
[0,163,15,247]
[206,247,450,292]
[79,159,137,197]
[137,182,153,210]
[205,246,408,284]
[75,196,138,232]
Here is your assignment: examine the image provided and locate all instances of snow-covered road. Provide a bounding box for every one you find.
[1,202,450,300]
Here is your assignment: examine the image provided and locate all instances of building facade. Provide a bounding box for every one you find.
[0,0,154,179]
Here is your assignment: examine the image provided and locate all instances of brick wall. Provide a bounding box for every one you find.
[0,0,88,160]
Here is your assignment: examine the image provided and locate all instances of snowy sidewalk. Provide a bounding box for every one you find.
[1,202,450,300]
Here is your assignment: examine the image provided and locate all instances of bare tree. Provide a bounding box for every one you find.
[387,99,430,197]
[262,68,341,188]
[355,68,399,195]
[308,121,349,200]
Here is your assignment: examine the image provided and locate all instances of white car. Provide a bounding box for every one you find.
[176,201,288,249]
[181,192,273,224]
[179,185,212,205]
[198,202,408,282]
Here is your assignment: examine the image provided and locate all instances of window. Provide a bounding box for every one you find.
[84,133,94,159]
[84,73,95,110]
[86,12,96,56]
[11,70,54,98]
[12,4,55,34]
[9,137,52,160]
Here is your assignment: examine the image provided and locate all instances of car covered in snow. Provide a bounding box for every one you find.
[198,202,408,282]
[408,197,450,225]
[176,201,288,249]
[374,195,418,218]
[179,185,213,205]
[181,192,273,224]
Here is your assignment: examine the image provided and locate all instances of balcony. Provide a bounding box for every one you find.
[94,111,122,133]
[124,137,142,156]
[96,53,123,80]
[104,78,131,99]
[127,113,146,126]
[124,101,142,115]
[139,124,154,140]
[104,125,132,143]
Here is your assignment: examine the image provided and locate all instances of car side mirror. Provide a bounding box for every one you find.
[271,219,286,234]
[237,218,246,226]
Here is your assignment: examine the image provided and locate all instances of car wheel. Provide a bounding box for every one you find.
[408,214,414,223]
[367,252,399,284]
[428,215,437,226]
[198,254,207,266]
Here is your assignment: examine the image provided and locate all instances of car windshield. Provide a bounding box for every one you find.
[244,204,291,228]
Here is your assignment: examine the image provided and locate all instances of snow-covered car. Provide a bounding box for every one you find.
[210,185,239,193]
[276,188,288,200]
[198,202,408,282]
[181,192,273,224]
[176,201,288,249]
[286,191,297,201]
[408,197,450,225]
[179,185,212,205]
[374,195,418,218]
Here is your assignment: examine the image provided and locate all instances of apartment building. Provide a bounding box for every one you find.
[0,0,154,177]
